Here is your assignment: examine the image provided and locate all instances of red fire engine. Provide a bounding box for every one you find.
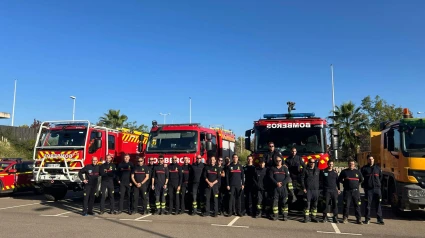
[138,120,236,164]
[0,158,36,194]
[32,120,148,201]
[244,102,335,170]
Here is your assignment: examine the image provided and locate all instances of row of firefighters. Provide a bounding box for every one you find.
[78,144,384,225]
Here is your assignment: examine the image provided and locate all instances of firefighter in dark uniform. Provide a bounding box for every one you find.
[361,154,384,225]
[320,160,341,223]
[221,157,231,215]
[284,147,304,203]
[268,155,290,221]
[253,159,267,218]
[99,154,116,215]
[131,157,150,215]
[262,142,282,217]
[147,157,156,213]
[301,158,320,222]
[226,154,245,217]
[78,156,100,216]
[338,158,364,224]
[203,156,220,217]
[216,157,225,215]
[243,155,256,216]
[168,156,182,215]
[117,154,134,214]
[180,156,191,214]
[152,155,169,215]
[190,155,205,215]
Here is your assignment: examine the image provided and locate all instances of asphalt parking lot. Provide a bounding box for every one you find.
[1,192,425,238]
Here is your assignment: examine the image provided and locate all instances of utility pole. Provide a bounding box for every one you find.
[159,112,170,124]
[331,64,338,160]
[189,97,192,123]
[11,79,17,126]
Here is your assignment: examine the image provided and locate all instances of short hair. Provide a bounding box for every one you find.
[327,160,334,165]
[158,154,164,159]
[268,141,274,145]
[232,154,238,158]
[348,158,355,164]
[366,154,373,159]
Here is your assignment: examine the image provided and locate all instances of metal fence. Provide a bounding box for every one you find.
[0,125,37,141]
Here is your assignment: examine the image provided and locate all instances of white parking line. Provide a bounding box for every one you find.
[317,222,362,236]
[120,214,152,222]
[0,197,11,200]
[0,203,40,210]
[211,216,249,228]
[40,211,71,217]
[331,223,341,233]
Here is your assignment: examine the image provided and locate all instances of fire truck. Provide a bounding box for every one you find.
[138,120,236,164]
[32,120,148,201]
[0,158,36,194]
[357,108,425,214]
[244,102,339,205]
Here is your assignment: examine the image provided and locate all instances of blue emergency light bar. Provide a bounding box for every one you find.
[263,113,315,119]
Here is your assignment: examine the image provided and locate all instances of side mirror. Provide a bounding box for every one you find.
[206,141,213,151]
[8,169,17,173]
[95,139,102,149]
[96,131,102,138]
[206,133,212,140]
[331,128,338,136]
[200,143,205,156]
[139,135,145,143]
[245,130,251,137]
[245,138,251,151]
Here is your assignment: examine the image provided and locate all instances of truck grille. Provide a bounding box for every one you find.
[409,170,425,188]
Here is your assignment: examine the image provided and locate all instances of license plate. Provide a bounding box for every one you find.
[46,164,60,168]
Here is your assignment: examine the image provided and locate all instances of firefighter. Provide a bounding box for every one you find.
[180,156,191,214]
[131,157,150,215]
[168,156,182,215]
[78,156,100,216]
[268,155,290,221]
[117,154,134,215]
[338,158,364,224]
[190,155,205,215]
[217,157,226,215]
[253,159,267,218]
[226,154,244,217]
[262,142,281,218]
[221,156,231,215]
[285,147,304,203]
[203,156,220,217]
[99,154,116,215]
[147,157,156,213]
[152,155,169,215]
[361,154,384,225]
[319,160,340,223]
[243,155,256,216]
[301,158,320,223]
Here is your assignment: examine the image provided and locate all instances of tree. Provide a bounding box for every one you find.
[235,136,252,164]
[328,101,369,159]
[123,121,149,133]
[98,109,128,129]
[361,95,403,131]
[30,119,42,130]
[19,124,29,128]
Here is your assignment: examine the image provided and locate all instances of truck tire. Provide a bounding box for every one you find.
[44,187,68,201]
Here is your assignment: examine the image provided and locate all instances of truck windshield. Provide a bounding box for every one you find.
[255,126,325,154]
[146,131,198,153]
[403,127,425,154]
[0,163,10,172]
[38,129,87,147]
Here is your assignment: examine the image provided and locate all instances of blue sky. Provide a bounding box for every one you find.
[1,0,424,136]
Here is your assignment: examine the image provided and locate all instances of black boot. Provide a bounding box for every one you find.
[303,216,310,223]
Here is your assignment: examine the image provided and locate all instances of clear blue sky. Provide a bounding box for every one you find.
[1,0,424,136]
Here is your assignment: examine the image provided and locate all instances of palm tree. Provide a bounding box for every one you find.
[98,109,128,129]
[328,101,369,159]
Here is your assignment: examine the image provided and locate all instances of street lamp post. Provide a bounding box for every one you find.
[70,96,76,121]
[159,112,170,124]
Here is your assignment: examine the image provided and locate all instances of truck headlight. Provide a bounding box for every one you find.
[408,189,425,198]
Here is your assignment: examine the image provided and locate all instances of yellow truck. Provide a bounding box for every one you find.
[357,108,425,214]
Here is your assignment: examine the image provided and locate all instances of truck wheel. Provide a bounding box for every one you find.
[44,187,67,201]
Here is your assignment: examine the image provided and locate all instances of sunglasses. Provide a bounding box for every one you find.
[138,161,143,162]
[159,158,164,160]
[277,160,282,162]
